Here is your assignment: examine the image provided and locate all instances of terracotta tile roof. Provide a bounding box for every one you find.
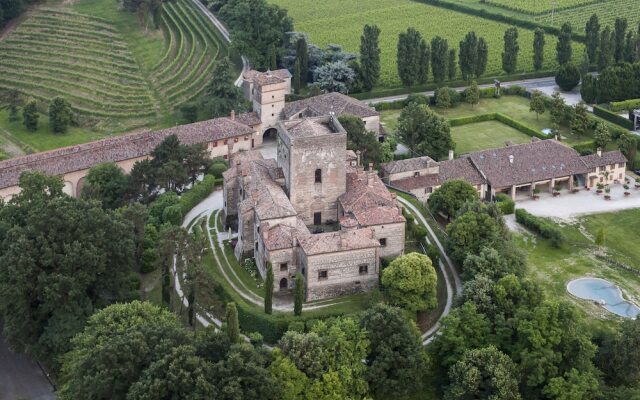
[340,170,405,226]
[581,151,627,168]
[0,117,254,189]
[391,174,440,191]
[262,218,309,251]
[243,69,291,87]
[281,118,336,138]
[468,139,589,188]
[298,228,380,256]
[235,111,261,126]
[223,150,264,181]
[380,156,436,175]
[245,160,297,220]
[438,157,485,185]
[283,92,378,120]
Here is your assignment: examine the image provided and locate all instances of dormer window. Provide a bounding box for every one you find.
[414,171,420,177]
[315,169,322,183]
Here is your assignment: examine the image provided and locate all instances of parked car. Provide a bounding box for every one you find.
[634,169,640,175]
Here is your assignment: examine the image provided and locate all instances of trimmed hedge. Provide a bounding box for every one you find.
[515,208,564,247]
[180,174,216,215]
[593,105,634,130]
[495,193,515,215]
[449,113,497,127]
[609,99,640,112]
[449,112,548,139]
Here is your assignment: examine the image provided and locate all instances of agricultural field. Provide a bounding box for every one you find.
[270,0,583,87]
[484,0,597,15]
[534,0,640,33]
[0,0,231,152]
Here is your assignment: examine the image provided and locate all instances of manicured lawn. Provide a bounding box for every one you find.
[451,120,531,154]
[581,208,640,270]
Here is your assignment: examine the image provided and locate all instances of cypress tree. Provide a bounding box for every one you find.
[624,31,637,63]
[581,73,597,103]
[533,28,545,71]
[264,263,273,315]
[585,14,600,62]
[598,26,615,71]
[458,31,478,81]
[502,27,519,74]
[269,45,277,70]
[293,58,302,94]
[23,100,38,131]
[466,80,480,108]
[418,38,430,84]
[431,36,449,83]
[293,273,303,316]
[614,17,628,63]
[48,97,72,134]
[225,302,240,343]
[360,24,381,91]
[447,48,457,80]
[398,28,428,86]
[295,37,309,84]
[556,22,573,65]
[476,37,488,77]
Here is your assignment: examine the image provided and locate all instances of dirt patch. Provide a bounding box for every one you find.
[0,16,22,41]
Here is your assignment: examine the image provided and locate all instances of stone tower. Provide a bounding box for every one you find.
[277,115,347,226]
[242,69,291,132]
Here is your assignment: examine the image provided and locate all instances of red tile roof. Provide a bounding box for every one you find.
[283,92,378,119]
[340,169,405,226]
[298,228,380,256]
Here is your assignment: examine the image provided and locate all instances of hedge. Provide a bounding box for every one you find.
[180,174,217,215]
[495,193,515,215]
[449,113,497,127]
[515,208,564,247]
[592,105,634,130]
[609,99,640,112]
[449,112,548,139]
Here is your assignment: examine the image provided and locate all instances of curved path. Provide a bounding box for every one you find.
[189,0,250,87]
[396,196,462,344]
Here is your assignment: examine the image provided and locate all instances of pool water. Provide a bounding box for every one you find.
[567,277,640,319]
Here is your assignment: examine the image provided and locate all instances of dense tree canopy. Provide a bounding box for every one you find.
[381,252,438,313]
[81,162,128,210]
[338,114,383,165]
[0,172,137,371]
[397,27,429,86]
[360,24,381,91]
[397,102,454,160]
[502,27,519,74]
[428,180,478,220]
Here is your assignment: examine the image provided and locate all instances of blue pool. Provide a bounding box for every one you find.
[567,277,640,319]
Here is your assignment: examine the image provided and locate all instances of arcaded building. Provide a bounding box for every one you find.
[223,115,405,301]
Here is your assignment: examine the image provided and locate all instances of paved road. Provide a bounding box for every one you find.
[0,330,55,400]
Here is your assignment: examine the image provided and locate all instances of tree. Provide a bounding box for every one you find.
[557,22,573,65]
[462,246,526,282]
[360,304,428,399]
[338,114,383,165]
[585,14,600,62]
[360,24,381,91]
[597,319,640,386]
[502,27,519,74]
[459,31,478,81]
[202,58,247,118]
[466,80,480,107]
[581,73,597,103]
[294,273,304,316]
[312,60,355,93]
[431,36,449,83]
[179,103,198,123]
[615,17,628,63]
[617,133,637,163]
[58,301,189,399]
[397,102,454,160]
[549,91,567,130]
[445,346,521,400]
[447,48,457,80]
[428,179,478,220]
[0,172,137,371]
[529,90,546,119]
[397,27,429,86]
[225,302,240,343]
[269,349,309,399]
[0,88,22,122]
[81,162,128,210]
[579,50,591,76]
[446,202,505,265]
[381,252,437,313]
[293,58,302,93]
[476,37,488,77]
[533,28,546,71]
[295,37,309,83]
[594,121,612,149]
[48,96,72,134]
[22,99,38,131]
[555,62,581,91]
[624,30,639,63]
[598,26,615,71]
[571,101,590,135]
[265,262,273,314]
[435,86,452,111]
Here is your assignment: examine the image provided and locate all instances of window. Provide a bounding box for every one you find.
[223,154,228,160]
[271,113,274,117]
[257,226,260,233]
[314,212,322,225]
[414,171,420,177]
[379,238,387,247]
[244,136,249,141]
[212,141,217,147]
[224,139,228,145]
[318,270,328,280]
[298,113,303,118]
[425,187,432,194]
[255,242,258,251]
[618,163,625,168]
[280,263,288,271]
[315,169,322,183]
[272,104,274,107]
[359,265,368,275]
[234,138,238,143]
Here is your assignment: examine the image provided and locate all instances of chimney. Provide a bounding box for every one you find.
[263,226,268,241]
[368,162,374,171]
[367,172,375,187]
[508,155,514,164]
[230,110,235,120]
[448,150,454,160]
[597,147,602,157]
[356,150,361,167]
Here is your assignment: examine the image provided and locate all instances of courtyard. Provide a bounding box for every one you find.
[450,120,531,154]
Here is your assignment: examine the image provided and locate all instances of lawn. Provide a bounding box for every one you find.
[514,211,640,327]
[581,208,640,270]
[269,0,582,87]
[451,120,531,154]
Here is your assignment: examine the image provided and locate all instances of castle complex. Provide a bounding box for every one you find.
[222,115,405,301]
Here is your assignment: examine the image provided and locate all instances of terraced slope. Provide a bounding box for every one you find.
[0,8,158,122]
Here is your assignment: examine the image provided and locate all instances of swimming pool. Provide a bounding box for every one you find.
[567,277,640,319]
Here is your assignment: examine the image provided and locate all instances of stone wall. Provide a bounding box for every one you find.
[301,247,379,301]
[267,247,298,291]
[370,222,405,260]
[253,81,289,129]
[363,116,381,135]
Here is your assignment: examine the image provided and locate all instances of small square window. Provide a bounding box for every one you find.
[234,138,238,143]
[224,139,228,145]
[280,263,288,271]
[359,265,368,275]
[244,136,249,141]
[318,270,328,280]
[212,141,217,147]
[414,171,420,177]
[223,154,228,160]
[379,238,387,247]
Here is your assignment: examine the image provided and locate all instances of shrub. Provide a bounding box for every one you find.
[495,193,515,215]
[162,204,183,226]
[609,99,640,112]
[592,105,634,130]
[515,208,564,247]
[179,174,216,216]
[287,321,305,333]
[555,62,580,91]
[140,248,159,273]
[209,162,227,179]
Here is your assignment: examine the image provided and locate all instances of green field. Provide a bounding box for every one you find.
[270,0,582,87]
[534,0,640,32]
[451,120,531,154]
[485,0,596,15]
[582,209,640,269]
[0,0,231,152]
